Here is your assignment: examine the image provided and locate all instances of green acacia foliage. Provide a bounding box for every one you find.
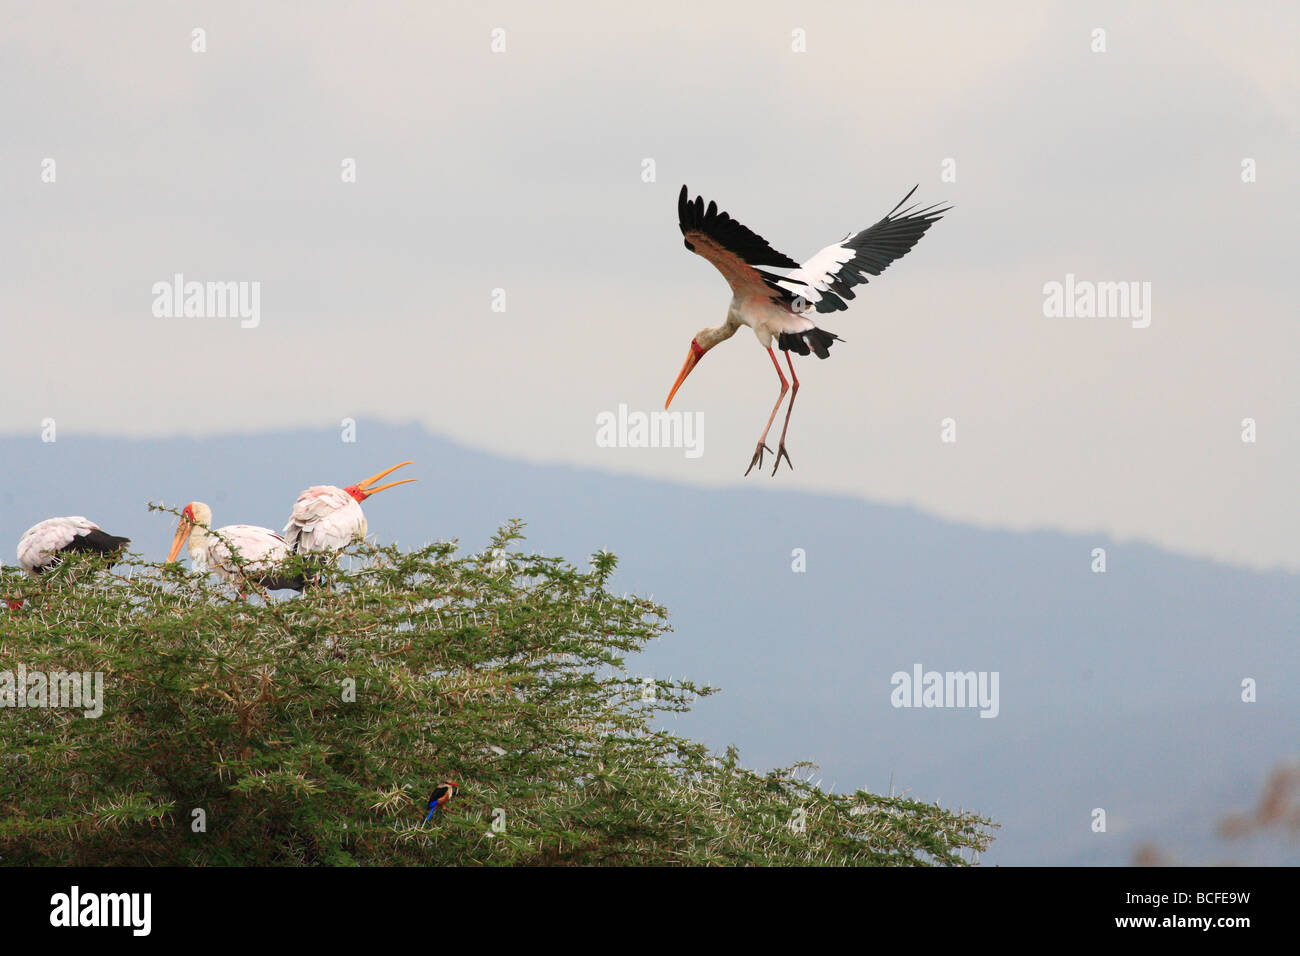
[0,519,994,866]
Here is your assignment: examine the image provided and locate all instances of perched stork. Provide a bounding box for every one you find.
[667,184,949,475]
[8,517,130,608]
[282,461,416,555]
[17,517,131,575]
[423,781,459,822]
[166,501,304,594]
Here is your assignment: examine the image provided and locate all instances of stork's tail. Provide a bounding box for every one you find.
[778,327,843,359]
[251,571,309,593]
[66,530,131,558]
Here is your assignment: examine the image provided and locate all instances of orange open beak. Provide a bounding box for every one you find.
[665,343,704,409]
[353,461,417,500]
[166,515,194,563]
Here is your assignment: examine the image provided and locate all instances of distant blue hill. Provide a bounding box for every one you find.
[3,423,1296,865]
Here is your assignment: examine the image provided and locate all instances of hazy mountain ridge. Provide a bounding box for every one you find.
[3,423,1295,865]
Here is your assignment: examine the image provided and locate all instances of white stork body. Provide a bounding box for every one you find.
[284,487,367,552]
[188,525,293,586]
[667,184,949,475]
[167,502,303,593]
[282,462,415,555]
[17,516,130,575]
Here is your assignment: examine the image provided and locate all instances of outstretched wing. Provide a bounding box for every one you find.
[778,186,949,314]
[678,185,802,299]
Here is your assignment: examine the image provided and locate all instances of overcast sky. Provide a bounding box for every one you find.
[2,1,1296,571]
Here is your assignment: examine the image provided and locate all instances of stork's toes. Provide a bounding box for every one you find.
[771,444,793,476]
[744,442,773,476]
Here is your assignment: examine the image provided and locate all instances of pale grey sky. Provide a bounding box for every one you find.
[2,1,1296,570]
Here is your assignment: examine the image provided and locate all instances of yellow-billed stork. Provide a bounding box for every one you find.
[8,517,131,608]
[666,185,949,475]
[18,517,130,574]
[282,461,416,554]
[166,501,303,593]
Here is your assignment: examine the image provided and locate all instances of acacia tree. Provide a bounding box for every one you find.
[0,517,994,866]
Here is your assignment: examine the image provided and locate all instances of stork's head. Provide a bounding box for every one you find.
[343,461,417,503]
[166,501,212,563]
[665,334,712,409]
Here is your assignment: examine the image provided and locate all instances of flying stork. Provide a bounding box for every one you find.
[666,184,949,475]
[282,461,416,555]
[8,517,131,608]
[166,501,304,594]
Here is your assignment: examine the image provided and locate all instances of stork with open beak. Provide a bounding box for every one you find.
[166,502,304,594]
[667,184,949,475]
[282,461,416,554]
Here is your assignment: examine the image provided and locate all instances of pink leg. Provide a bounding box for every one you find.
[746,347,789,476]
[772,351,799,475]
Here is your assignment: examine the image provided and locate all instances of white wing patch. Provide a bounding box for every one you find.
[776,237,858,309]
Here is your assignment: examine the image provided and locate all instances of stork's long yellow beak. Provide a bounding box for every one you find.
[166,516,193,564]
[665,344,703,409]
[354,461,417,499]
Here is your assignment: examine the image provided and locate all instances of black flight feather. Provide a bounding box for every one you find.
[678,185,801,269]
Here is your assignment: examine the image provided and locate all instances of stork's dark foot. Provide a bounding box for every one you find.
[744,442,773,476]
[771,443,793,476]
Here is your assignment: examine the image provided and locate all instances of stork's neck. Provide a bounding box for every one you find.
[700,310,743,350]
[188,524,211,565]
